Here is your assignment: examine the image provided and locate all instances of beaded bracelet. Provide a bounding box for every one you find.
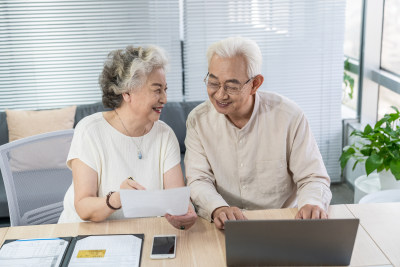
[106,191,121,210]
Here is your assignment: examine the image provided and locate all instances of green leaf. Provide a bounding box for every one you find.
[390,106,399,114]
[383,156,392,169]
[390,159,400,181]
[390,113,399,121]
[364,124,373,135]
[360,148,372,156]
[375,118,386,129]
[349,78,354,89]
[350,131,362,137]
[377,163,385,172]
[340,147,356,169]
[344,58,351,71]
[365,154,383,176]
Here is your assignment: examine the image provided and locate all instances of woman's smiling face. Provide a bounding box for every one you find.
[129,67,168,123]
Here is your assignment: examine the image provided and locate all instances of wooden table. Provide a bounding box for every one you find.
[0,203,397,266]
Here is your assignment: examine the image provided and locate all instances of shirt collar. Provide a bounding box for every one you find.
[239,91,260,132]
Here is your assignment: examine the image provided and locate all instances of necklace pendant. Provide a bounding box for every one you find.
[138,151,143,160]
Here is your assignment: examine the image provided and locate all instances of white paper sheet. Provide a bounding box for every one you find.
[0,238,68,267]
[120,187,190,218]
[68,235,142,267]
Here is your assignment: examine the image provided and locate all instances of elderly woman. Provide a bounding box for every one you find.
[58,45,197,230]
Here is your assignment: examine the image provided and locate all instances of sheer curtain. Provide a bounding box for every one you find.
[183,0,345,181]
[0,0,182,110]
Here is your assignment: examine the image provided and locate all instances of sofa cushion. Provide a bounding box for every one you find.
[74,102,110,126]
[160,101,202,153]
[6,106,76,142]
[5,106,76,172]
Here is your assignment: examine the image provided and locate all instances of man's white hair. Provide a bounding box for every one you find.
[206,36,262,78]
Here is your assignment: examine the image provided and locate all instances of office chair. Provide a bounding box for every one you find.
[0,129,74,226]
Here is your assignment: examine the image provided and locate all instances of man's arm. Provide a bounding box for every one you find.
[288,113,332,219]
[184,114,231,222]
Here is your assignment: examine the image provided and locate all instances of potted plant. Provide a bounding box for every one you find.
[340,106,400,189]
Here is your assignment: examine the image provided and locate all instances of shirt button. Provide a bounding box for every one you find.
[240,163,243,167]
[242,185,247,189]
[239,140,242,144]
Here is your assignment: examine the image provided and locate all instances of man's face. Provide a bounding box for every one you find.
[207,54,254,118]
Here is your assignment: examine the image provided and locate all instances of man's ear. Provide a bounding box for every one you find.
[250,74,264,95]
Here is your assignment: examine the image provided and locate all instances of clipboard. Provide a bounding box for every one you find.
[0,234,144,267]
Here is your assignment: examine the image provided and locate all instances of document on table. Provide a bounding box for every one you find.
[0,238,69,267]
[68,235,143,267]
[120,187,190,218]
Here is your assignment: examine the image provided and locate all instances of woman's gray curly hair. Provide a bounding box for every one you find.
[100,45,168,109]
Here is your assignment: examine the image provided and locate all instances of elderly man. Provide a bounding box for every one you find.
[185,36,332,230]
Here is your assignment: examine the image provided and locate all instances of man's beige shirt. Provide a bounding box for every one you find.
[185,91,332,221]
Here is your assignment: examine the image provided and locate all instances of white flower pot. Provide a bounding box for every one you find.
[379,170,400,190]
[354,174,380,203]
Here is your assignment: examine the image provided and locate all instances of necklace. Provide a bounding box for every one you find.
[114,109,144,159]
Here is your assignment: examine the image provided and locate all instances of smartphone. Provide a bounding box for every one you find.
[150,235,176,259]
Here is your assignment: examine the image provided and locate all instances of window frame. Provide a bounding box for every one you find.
[358,0,400,124]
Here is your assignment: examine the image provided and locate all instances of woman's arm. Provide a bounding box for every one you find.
[72,158,121,222]
[163,163,185,189]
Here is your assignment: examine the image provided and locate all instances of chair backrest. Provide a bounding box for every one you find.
[0,129,74,226]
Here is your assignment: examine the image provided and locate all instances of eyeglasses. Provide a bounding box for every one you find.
[203,72,253,95]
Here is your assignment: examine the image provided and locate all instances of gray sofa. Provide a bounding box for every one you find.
[0,101,202,219]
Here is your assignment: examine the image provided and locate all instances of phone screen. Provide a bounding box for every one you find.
[151,236,176,256]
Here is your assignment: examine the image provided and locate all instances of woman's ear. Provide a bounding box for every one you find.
[122,92,131,102]
[250,74,264,95]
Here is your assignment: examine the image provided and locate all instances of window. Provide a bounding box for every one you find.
[342,70,359,118]
[378,86,400,119]
[0,0,182,110]
[343,0,363,60]
[381,0,400,76]
[342,0,363,119]
[343,0,400,186]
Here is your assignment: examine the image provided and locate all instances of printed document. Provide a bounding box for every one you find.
[0,238,68,267]
[120,187,190,218]
[68,235,142,267]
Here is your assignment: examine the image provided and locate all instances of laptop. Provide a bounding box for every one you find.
[225,218,359,266]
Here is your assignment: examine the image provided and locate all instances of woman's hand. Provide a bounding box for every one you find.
[120,177,146,190]
[165,203,197,230]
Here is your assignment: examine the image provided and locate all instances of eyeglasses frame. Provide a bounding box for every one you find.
[203,72,254,95]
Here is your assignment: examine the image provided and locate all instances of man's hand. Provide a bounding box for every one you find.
[212,206,247,229]
[295,204,328,219]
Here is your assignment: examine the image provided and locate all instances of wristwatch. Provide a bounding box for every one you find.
[106,191,121,210]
